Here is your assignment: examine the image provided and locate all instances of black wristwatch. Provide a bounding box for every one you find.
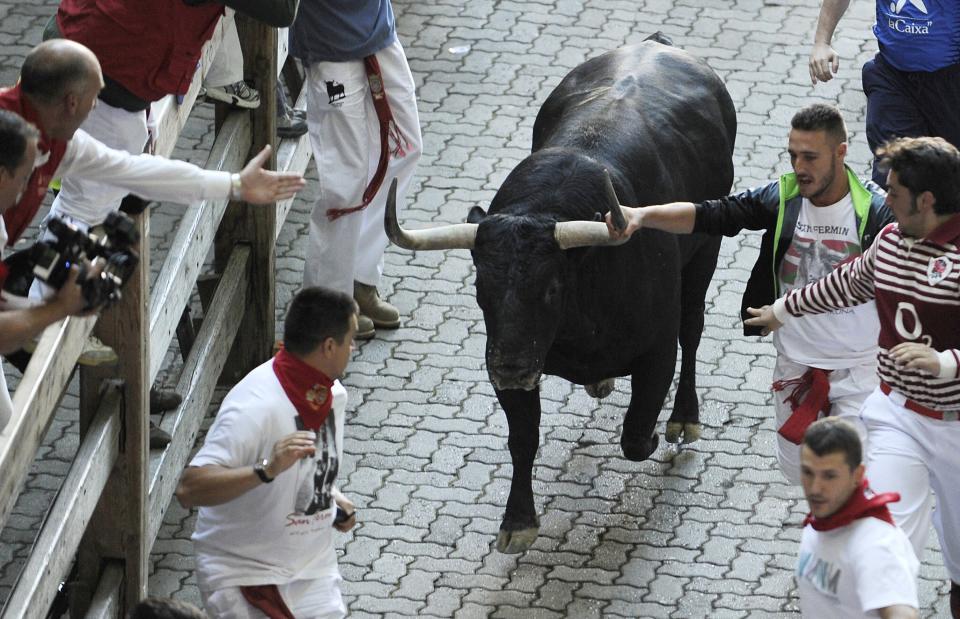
[253,459,274,483]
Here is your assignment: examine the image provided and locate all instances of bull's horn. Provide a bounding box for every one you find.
[384,179,478,250]
[554,221,629,249]
[602,169,627,232]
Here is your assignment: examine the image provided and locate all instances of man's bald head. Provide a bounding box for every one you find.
[20,40,101,104]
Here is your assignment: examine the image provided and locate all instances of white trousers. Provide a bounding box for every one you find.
[861,386,956,579]
[772,355,876,485]
[201,576,346,619]
[302,39,422,296]
[49,100,148,227]
[204,9,244,88]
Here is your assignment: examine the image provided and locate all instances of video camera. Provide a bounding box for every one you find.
[27,212,140,309]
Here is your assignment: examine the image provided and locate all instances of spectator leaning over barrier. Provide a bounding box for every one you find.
[796,417,919,619]
[0,110,102,431]
[42,0,298,415]
[291,0,423,340]
[606,104,895,486]
[745,136,960,618]
[176,287,358,619]
[0,39,305,443]
[808,0,960,188]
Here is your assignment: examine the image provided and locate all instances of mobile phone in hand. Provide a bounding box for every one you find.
[334,506,354,524]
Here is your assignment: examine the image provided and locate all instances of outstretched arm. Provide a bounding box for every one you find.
[606,202,697,239]
[0,266,94,355]
[809,0,852,84]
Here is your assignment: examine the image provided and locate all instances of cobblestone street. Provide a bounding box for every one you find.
[0,0,953,617]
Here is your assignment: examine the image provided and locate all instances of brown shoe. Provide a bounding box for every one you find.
[354,282,400,329]
[356,314,376,340]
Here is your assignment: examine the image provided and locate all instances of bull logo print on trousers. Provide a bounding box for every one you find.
[326,81,345,104]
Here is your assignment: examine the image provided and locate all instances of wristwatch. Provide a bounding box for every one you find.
[253,459,274,483]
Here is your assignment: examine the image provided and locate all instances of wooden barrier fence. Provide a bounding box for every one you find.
[0,13,312,618]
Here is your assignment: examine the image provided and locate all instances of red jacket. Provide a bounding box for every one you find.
[0,85,68,245]
[58,0,224,103]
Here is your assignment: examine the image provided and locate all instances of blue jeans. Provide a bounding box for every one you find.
[861,53,960,187]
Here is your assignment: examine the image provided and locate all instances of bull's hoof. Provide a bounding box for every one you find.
[665,421,702,444]
[621,432,659,461]
[584,378,615,399]
[496,527,539,554]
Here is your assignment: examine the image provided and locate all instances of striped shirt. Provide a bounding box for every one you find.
[775,215,960,413]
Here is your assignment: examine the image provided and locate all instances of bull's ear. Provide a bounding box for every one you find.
[467,206,487,223]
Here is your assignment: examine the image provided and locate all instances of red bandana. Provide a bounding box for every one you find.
[272,347,334,431]
[803,479,898,531]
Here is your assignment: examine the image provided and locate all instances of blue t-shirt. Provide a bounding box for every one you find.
[873,0,960,72]
[290,0,396,64]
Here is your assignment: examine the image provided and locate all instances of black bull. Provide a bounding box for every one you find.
[385,38,736,553]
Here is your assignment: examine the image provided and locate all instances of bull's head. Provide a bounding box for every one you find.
[385,159,628,391]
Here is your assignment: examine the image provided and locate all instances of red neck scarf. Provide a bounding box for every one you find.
[803,479,898,531]
[272,348,334,431]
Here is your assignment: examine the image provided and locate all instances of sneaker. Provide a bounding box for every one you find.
[355,314,376,340]
[23,334,118,366]
[277,111,308,139]
[354,282,400,329]
[204,81,261,109]
[150,387,182,413]
[78,336,119,367]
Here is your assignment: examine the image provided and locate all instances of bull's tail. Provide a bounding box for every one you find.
[644,32,674,47]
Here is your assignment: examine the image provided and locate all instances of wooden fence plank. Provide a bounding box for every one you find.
[0,314,95,531]
[147,246,249,542]
[1,387,122,619]
[83,562,123,619]
[148,112,252,384]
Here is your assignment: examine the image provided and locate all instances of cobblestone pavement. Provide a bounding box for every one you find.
[0,0,954,617]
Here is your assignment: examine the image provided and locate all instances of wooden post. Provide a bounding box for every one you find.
[72,212,150,616]
[216,15,278,381]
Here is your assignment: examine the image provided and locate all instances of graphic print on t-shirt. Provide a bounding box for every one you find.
[293,414,340,515]
[779,197,862,298]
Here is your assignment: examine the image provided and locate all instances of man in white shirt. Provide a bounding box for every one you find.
[176,287,359,619]
[796,417,918,619]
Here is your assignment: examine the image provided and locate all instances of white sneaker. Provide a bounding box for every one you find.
[204,81,261,109]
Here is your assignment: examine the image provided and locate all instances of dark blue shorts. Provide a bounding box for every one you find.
[861,54,960,186]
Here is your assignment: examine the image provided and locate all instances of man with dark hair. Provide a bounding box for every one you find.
[0,109,93,430]
[748,136,960,617]
[0,110,39,208]
[176,286,358,619]
[808,0,960,188]
[797,417,918,619]
[607,103,893,484]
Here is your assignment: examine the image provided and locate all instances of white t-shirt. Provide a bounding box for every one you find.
[797,517,918,618]
[775,195,879,368]
[190,359,347,593]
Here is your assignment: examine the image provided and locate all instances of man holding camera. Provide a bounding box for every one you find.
[0,40,304,443]
[176,287,358,619]
[0,110,98,430]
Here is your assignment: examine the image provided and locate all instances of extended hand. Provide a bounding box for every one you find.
[605,206,643,240]
[809,43,840,84]
[889,342,941,376]
[266,430,317,478]
[238,145,307,204]
[743,305,783,336]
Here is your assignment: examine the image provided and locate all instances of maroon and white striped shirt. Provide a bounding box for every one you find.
[773,215,960,413]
